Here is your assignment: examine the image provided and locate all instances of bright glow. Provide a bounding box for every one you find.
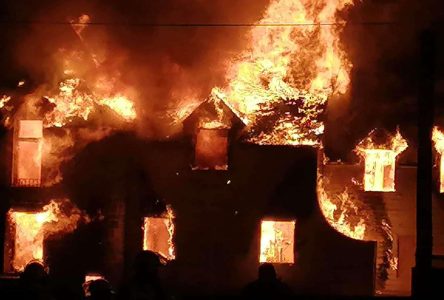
[99,94,136,121]
[432,127,444,193]
[194,129,228,170]
[363,150,396,192]
[13,120,43,187]
[317,177,366,240]
[4,199,85,272]
[260,220,295,264]
[355,129,408,192]
[216,0,355,146]
[143,206,175,260]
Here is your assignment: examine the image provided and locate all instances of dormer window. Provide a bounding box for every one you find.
[355,129,408,192]
[12,120,43,187]
[362,149,396,191]
[195,127,228,170]
[259,220,295,264]
[182,90,246,171]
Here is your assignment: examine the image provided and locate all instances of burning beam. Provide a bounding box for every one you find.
[259,220,295,264]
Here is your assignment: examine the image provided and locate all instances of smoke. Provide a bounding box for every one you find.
[1,0,270,137]
[325,0,444,160]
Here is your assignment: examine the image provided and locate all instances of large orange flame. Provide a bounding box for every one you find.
[6,199,88,272]
[143,205,175,261]
[215,0,355,145]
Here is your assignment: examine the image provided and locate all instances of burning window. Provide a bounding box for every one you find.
[362,150,396,192]
[259,220,295,264]
[142,206,175,261]
[355,129,408,192]
[12,120,43,187]
[4,210,49,272]
[194,128,228,170]
[433,127,444,193]
[3,200,84,273]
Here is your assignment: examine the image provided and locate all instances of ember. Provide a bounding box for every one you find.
[260,220,295,264]
[143,206,175,261]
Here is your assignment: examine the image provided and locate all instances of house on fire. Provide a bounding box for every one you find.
[1,97,444,297]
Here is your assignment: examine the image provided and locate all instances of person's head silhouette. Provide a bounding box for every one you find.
[258,263,277,283]
[133,250,162,281]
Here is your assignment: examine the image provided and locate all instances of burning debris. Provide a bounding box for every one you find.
[3,199,89,273]
[143,205,175,261]
[260,220,295,264]
[355,129,408,192]
[432,127,444,192]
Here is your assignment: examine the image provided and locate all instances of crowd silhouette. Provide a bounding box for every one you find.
[2,251,293,299]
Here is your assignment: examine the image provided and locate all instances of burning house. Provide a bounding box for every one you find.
[1,0,444,298]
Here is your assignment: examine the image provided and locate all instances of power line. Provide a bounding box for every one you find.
[0,19,423,27]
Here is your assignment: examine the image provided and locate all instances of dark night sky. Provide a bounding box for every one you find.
[1,0,444,159]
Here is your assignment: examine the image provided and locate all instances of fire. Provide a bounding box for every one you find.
[317,177,366,240]
[0,95,11,109]
[259,220,295,263]
[4,199,86,272]
[143,205,175,261]
[98,94,136,121]
[43,78,136,128]
[432,127,444,192]
[12,120,43,187]
[355,129,408,192]
[214,0,355,145]
[44,79,95,127]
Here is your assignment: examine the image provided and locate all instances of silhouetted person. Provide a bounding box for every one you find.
[87,279,114,300]
[117,250,167,300]
[17,261,55,300]
[242,263,292,299]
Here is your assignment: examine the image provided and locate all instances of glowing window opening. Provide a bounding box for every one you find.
[194,128,228,170]
[12,120,43,187]
[4,210,47,272]
[259,220,295,264]
[143,207,175,261]
[363,149,396,192]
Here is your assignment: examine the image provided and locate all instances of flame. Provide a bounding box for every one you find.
[214,0,354,145]
[317,177,366,240]
[260,220,295,263]
[6,199,87,272]
[432,127,444,192]
[143,205,175,261]
[355,129,408,192]
[0,95,11,109]
[98,94,136,121]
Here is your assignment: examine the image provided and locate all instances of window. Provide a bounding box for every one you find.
[12,120,43,187]
[4,210,47,272]
[143,214,175,261]
[260,220,295,264]
[363,149,396,192]
[194,128,228,170]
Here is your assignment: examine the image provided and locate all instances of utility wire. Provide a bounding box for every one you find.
[0,19,428,27]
